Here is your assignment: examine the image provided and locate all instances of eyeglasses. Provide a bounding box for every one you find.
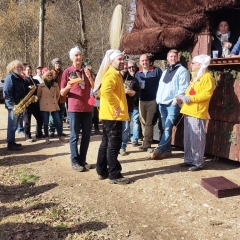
[128,66,135,69]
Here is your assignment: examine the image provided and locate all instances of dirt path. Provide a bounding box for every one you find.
[1,104,240,240]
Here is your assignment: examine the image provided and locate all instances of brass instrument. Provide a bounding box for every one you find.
[13,85,38,115]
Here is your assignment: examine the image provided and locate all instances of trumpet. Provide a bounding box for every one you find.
[13,85,38,115]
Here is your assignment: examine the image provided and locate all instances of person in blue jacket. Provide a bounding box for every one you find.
[229,37,240,57]
[3,60,27,151]
[150,49,190,160]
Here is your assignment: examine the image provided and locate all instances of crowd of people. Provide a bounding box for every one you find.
[4,20,240,184]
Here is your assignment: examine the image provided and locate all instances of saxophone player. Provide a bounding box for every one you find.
[3,60,27,151]
[23,65,44,141]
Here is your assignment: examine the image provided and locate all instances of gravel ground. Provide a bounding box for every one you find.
[0,104,240,240]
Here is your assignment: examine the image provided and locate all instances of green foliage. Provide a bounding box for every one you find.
[210,70,221,86]
[17,169,39,185]
[180,51,191,64]
[222,130,236,145]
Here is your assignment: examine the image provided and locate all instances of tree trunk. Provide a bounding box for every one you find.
[39,0,45,67]
[77,0,88,59]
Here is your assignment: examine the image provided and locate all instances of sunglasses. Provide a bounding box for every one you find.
[128,66,135,69]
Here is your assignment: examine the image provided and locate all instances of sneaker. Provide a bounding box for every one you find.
[49,132,55,138]
[179,163,192,167]
[45,137,50,144]
[109,177,130,185]
[138,145,148,151]
[149,149,163,160]
[14,142,22,147]
[18,131,25,137]
[132,142,139,147]
[59,136,68,143]
[72,163,84,172]
[98,173,109,180]
[7,142,23,151]
[119,149,127,156]
[26,138,36,142]
[94,130,102,135]
[84,162,92,170]
[189,166,203,171]
[36,134,45,139]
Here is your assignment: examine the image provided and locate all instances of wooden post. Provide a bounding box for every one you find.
[39,0,45,67]
[192,32,211,57]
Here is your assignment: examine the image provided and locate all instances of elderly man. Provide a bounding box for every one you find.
[95,49,130,184]
[135,54,162,151]
[3,60,27,150]
[49,58,66,137]
[150,49,190,160]
[60,47,94,172]
[177,54,214,171]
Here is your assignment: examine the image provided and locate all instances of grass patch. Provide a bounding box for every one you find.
[17,168,39,184]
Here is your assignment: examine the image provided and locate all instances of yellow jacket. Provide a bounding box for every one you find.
[180,72,214,120]
[99,66,129,121]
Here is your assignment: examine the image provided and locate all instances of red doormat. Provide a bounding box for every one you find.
[201,176,240,198]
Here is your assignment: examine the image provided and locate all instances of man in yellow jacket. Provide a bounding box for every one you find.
[95,49,130,184]
[176,54,214,171]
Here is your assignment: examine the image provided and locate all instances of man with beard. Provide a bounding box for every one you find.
[24,65,44,141]
[49,58,66,137]
[95,49,130,184]
[3,60,27,150]
[150,49,190,160]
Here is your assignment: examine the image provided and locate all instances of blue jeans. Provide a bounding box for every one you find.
[131,106,140,143]
[68,112,92,165]
[7,109,21,143]
[121,112,132,150]
[17,112,24,133]
[41,111,62,137]
[157,103,180,152]
[49,103,66,134]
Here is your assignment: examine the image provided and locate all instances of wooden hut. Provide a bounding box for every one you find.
[121,0,240,161]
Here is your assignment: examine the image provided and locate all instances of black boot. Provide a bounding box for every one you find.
[7,142,23,151]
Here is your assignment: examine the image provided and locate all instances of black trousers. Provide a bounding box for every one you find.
[96,120,123,179]
[92,107,99,130]
[24,103,43,139]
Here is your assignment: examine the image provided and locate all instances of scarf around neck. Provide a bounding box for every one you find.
[44,79,55,89]
[216,30,231,42]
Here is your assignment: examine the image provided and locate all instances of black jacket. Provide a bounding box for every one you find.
[123,72,140,112]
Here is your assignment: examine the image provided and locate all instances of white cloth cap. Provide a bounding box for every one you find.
[69,46,81,60]
[192,54,211,82]
[93,49,124,93]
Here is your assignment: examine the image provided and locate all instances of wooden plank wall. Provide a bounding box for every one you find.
[173,72,240,161]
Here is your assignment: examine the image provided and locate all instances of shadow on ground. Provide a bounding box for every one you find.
[0,221,108,240]
[0,183,58,203]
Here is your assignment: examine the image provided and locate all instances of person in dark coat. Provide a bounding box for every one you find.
[211,20,236,58]
[3,60,27,150]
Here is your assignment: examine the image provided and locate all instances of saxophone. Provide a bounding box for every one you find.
[13,85,38,115]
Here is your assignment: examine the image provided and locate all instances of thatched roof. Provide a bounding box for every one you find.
[121,0,240,55]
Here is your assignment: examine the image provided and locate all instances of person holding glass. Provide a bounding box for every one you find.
[211,21,235,58]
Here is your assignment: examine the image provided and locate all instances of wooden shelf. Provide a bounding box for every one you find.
[209,57,240,66]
